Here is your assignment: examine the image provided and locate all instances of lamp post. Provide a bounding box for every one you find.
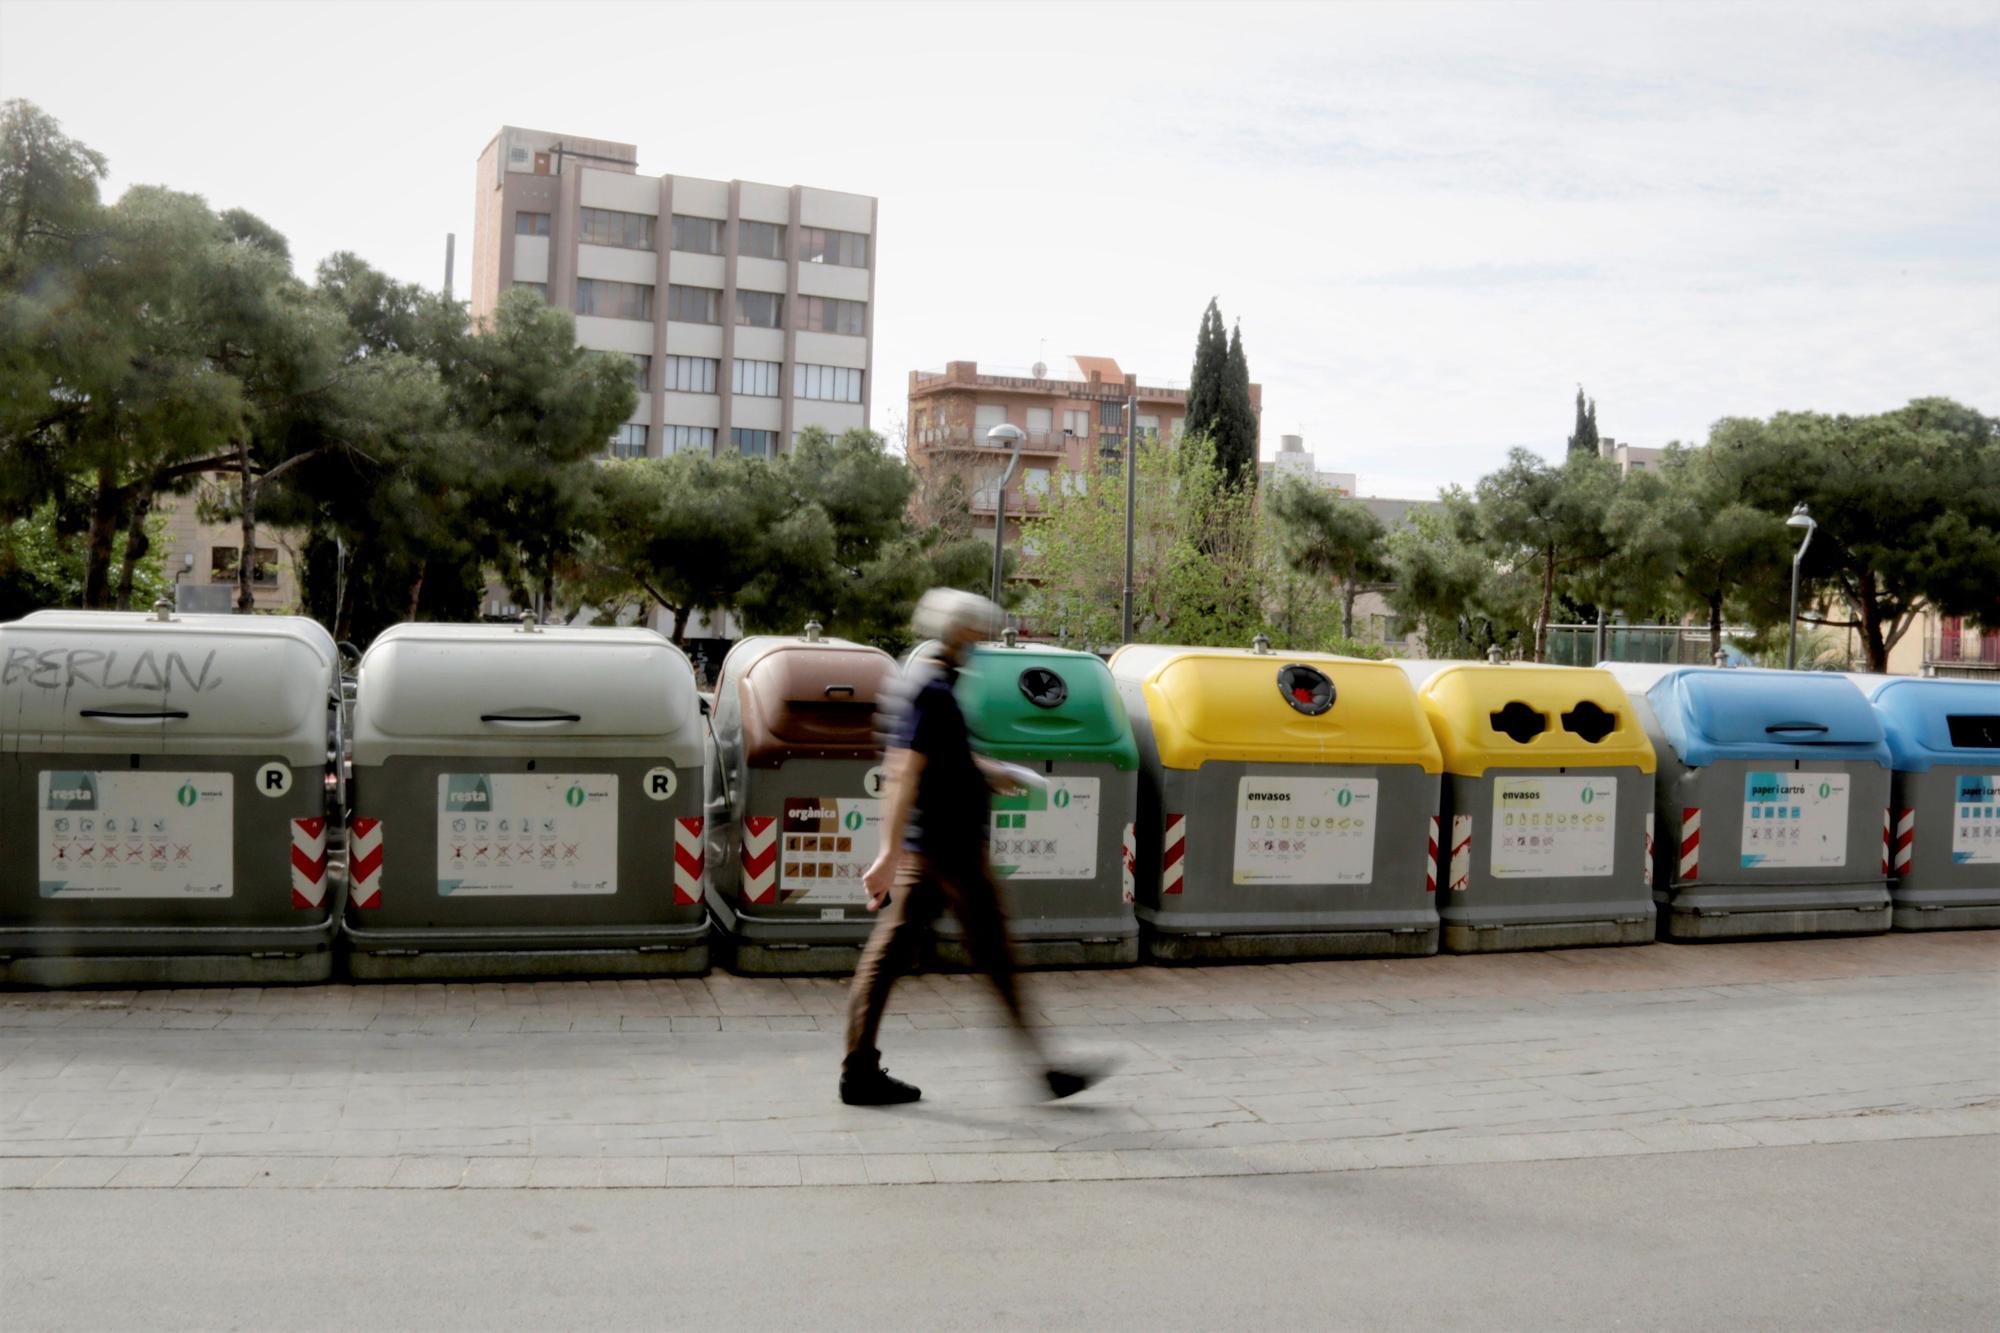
[1785,503,1817,671]
[1120,388,1138,644]
[987,422,1026,609]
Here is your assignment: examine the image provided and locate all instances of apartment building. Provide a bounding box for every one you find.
[155,484,302,614]
[471,126,877,459]
[1597,437,1665,475]
[1260,433,1356,495]
[906,356,1260,544]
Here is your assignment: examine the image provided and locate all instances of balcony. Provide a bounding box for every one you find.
[914,426,1074,455]
[969,488,1051,515]
[1925,631,2000,679]
[910,362,1186,405]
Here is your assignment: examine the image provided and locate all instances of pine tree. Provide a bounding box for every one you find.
[1567,385,1601,457]
[1216,320,1258,488]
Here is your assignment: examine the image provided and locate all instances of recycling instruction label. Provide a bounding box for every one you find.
[990,776,1099,880]
[1490,776,1617,878]
[436,773,617,895]
[1953,774,2000,866]
[780,795,882,903]
[38,769,234,899]
[1741,770,1849,869]
[1233,775,1377,886]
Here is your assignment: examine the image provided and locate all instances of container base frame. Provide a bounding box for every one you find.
[1142,926,1438,963]
[1662,904,1891,940]
[0,949,334,988]
[935,932,1139,970]
[1892,902,2000,931]
[1442,916,1654,954]
[345,940,708,980]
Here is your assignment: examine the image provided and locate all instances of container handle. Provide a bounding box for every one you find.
[823,685,856,698]
[479,712,582,725]
[1764,723,1829,735]
[78,709,189,723]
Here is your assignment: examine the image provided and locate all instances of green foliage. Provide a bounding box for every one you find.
[1472,448,1619,660]
[1566,385,1600,457]
[1181,301,1257,489]
[1025,433,1264,650]
[1184,299,1226,460]
[0,498,163,620]
[1268,477,1390,640]
[1383,495,1525,659]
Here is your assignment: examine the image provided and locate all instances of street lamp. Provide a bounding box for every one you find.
[1120,389,1139,644]
[987,422,1026,609]
[1785,503,1817,671]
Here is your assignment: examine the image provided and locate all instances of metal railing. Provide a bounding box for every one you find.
[1543,623,1746,668]
[916,427,1075,453]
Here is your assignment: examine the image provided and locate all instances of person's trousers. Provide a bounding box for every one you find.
[843,852,1038,1071]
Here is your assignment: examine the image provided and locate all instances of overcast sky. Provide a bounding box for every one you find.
[3,0,1995,498]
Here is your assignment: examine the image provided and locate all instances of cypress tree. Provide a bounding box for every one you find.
[1184,298,1226,446]
[1567,385,1601,457]
[1217,320,1258,488]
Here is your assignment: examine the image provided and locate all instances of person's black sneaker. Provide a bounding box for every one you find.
[1044,1063,1109,1101]
[840,1065,921,1106]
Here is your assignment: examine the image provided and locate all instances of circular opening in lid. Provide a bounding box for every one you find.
[1019,667,1068,709]
[1276,664,1335,716]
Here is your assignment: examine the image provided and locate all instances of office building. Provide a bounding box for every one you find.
[471,126,877,459]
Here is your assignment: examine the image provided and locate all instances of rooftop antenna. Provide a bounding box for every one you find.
[443,233,455,299]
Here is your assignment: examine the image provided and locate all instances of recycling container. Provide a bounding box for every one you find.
[1604,665,1892,939]
[1111,642,1443,961]
[345,621,708,978]
[0,608,341,986]
[705,630,898,974]
[1861,677,2000,930]
[930,639,1140,967]
[1400,661,1656,953]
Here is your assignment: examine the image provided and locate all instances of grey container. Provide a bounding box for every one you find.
[704,631,898,975]
[1860,676,2000,930]
[1111,643,1444,962]
[344,621,709,978]
[1401,660,1658,953]
[1604,665,1893,940]
[0,607,341,986]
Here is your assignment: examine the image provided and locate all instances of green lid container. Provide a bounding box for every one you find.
[954,643,1139,770]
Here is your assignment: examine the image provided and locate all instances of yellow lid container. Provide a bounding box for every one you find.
[1110,645,1443,773]
[1414,663,1657,776]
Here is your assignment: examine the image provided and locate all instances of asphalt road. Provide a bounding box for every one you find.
[6,1137,1995,1332]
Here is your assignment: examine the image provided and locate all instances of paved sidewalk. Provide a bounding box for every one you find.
[2,932,1995,1189]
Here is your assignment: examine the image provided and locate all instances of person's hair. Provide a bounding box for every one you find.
[912,587,1001,644]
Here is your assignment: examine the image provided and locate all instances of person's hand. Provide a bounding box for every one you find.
[862,850,899,911]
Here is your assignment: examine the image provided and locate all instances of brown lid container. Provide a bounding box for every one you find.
[739,642,896,767]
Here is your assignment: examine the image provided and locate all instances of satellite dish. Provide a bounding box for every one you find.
[1032,361,1047,380]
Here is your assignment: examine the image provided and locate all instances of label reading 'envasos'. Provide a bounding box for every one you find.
[1489,776,1617,879]
[1233,776,1377,886]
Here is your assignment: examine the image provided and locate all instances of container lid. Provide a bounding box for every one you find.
[1109,644,1442,772]
[356,623,695,740]
[0,610,335,744]
[1639,667,1889,768]
[955,642,1138,769]
[1861,677,2000,771]
[1418,662,1656,775]
[738,639,895,766]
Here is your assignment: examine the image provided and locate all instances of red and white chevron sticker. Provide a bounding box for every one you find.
[1678,807,1700,882]
[673,816,704,905]
[1893,808,1915,876]
[1121,822,1136,904]
[1162,813,1186,895]
[290,817,328,909]
[1881,806,1892,876]
[1447,814,1472,891]
[741,814,777,904]
[348,817,383,909]
[1644,812,1655,891]
[1424,814,1439,893]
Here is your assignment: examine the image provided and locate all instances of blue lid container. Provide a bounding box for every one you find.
[1645,668,1891,769]
[1859,678,2000,773]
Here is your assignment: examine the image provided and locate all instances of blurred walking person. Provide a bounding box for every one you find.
[840,589,1106,1106]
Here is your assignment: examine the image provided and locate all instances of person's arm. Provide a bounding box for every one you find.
[972,754,1026,794]
[861,745,924,911]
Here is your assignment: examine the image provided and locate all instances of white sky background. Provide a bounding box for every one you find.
[2,0,1995,499]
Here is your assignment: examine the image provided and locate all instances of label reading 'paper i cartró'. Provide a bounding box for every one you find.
[1740,771,1849,869]
[1953,774,2000,866]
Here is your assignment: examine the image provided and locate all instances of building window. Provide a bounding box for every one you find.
[670,214,723,255]
[801,226,868,268]
[607,423,648,459]
[735,289,784,329]
[1062,410,1089,438]
[578,207,655,251]
[663,425,717,454]
[514,211,550,237]
[975,404,1009,432]
[1136,414,1160,442]
[575,278,653,321]
[513,281,548,301]
[663,355,719,394]
[210,546,279,586]
[732,428,778,458]
[794,363,862,403]
[666,284,720,325]
[1097,401,1124,429]
[795,296,865,335]
[629,353,653,393]
[1026,407,1053,435]
[739,220,786,261]
[732,359,782,397]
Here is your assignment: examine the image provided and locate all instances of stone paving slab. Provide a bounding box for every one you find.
[1,933,1994,1188]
